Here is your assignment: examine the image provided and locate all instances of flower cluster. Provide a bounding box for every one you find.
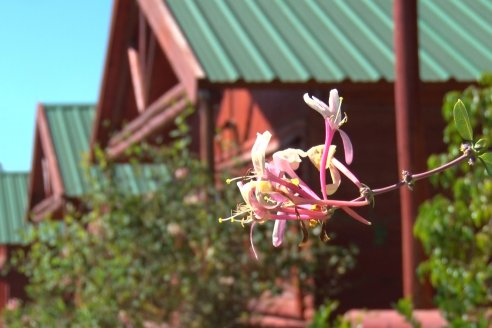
[220,89,371,258]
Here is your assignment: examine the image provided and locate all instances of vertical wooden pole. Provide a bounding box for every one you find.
[198,90,215,175]
[394,0,431,307]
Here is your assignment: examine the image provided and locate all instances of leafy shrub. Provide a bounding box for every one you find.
[3,115,356,327]
[414,74,492,326]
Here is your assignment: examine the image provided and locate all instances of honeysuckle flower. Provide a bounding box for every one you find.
[304,90,353,165]
[304,89,354,204]
[221,91,373,257]
[304,89,344,128]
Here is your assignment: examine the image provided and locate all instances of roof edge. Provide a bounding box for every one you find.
[138,0,204,102]
[36,103,66,198]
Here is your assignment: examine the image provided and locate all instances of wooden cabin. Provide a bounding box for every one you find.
[0,172,29,308]
[88,0,492,319]
[27,104,96,221]
[27,104,166,221]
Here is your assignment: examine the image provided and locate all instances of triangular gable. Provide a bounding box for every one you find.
[29,103,172,221]
[91,0,201,159]
[27,104,66,221]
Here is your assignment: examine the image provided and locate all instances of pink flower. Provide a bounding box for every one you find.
[221,91,372,257]
[304,90,353,165]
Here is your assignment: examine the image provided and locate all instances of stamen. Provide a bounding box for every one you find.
[221,206,252,223]
[291,178,300,186]
[226,175,253,184]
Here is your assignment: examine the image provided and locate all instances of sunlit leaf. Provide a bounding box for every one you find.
[479,152,492,176]
[453,100,473,141]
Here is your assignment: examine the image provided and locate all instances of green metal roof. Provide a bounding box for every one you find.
[166,0,492,83]
[44,105,169,197]
[45,105,95,197]
[0,172,28,244]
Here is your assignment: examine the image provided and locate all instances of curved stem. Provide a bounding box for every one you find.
[412,154,468,181]
[352,153,470,201]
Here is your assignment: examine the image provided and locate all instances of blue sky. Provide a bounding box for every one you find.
[0,1,111,172]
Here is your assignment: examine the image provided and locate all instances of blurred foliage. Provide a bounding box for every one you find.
[3,110,356,327]
[308,300,350,328]
[414,73,492,326]
[394,298,421,328]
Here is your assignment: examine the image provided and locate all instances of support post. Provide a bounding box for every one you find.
[198,90,215,175]
[393,0,432,307]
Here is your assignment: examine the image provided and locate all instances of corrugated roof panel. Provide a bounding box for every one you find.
[45,105,95,197]
[0,172,28,244]
[195,1,276,81]
[44,105,169,197]
[165,0,492,83]
[228,1,312,81]
[420,0,492,81]
[169,0,239,81]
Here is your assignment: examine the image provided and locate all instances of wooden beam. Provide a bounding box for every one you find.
[37,104,65,198]
[109,83,185,146]
[215,139,280,171]
[31,195,64,222]
[138,8,147,78]
[144,33,156,102]
[128,46,146,113]
[137,0,204,102]
[107,98,188,159]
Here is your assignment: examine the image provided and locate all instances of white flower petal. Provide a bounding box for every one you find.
[304,93,329,118]
[328,89,339,115]
[307,145,337,171]
[251,131,272,177]
[273,148,307,171]
[238,181,255,206]
[272,219,287,247]
[325,165,341,195]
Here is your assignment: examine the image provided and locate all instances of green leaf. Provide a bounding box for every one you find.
[453,100,473,141]
[479,152,492,176]
[474,138,488,154]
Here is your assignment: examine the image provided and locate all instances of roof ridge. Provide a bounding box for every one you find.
[42,103,95,108]
[0,172,29,176]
